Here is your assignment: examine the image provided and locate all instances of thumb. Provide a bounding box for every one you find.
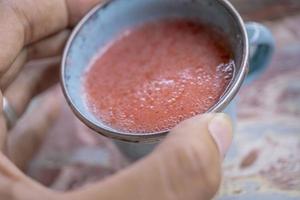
[64,113,233,200]
[152,113,233,200]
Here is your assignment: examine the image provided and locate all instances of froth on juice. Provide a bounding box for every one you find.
[84,19,234,133]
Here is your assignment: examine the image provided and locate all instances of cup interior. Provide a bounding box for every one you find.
[61,0,248,142]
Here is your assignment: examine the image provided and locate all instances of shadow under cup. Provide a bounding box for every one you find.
[62,0,249,159]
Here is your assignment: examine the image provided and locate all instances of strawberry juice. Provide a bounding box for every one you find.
[84,19,234,133]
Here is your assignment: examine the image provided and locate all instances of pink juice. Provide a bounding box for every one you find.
[84,19,234,133]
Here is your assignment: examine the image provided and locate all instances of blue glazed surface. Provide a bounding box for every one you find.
[63,0,247,136]
[246,22,275,83]
[62,0,273,157]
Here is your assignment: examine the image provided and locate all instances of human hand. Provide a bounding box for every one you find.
[0,1,233,200]
[0,0,107,199]
[61,113,233,200]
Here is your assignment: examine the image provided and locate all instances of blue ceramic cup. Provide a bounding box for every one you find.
[61,0,274,160]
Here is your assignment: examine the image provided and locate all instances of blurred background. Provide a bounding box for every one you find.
[7,0,300,199]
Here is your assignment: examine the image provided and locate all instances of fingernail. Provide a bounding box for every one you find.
[208,113,233,158]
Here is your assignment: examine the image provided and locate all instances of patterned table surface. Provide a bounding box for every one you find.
[217,15,300,199]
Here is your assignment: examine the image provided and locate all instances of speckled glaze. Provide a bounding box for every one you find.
[61,0,274,159]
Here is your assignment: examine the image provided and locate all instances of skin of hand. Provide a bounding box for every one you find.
[0,1,234,200]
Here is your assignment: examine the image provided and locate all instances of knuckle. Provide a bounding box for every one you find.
[7,0,34,44]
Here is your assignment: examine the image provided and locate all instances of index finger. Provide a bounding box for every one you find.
[0,0,103,75]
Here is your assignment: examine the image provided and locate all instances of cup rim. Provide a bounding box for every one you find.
[61,0,249,143]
